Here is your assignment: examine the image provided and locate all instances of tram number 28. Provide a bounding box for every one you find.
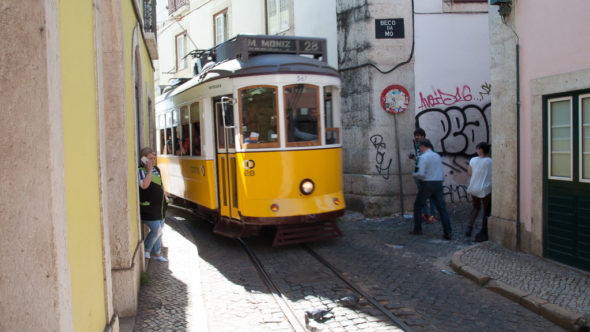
[243,160,255,176]
[303,41,319,52]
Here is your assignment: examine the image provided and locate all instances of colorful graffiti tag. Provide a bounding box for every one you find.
[418,83,492,111]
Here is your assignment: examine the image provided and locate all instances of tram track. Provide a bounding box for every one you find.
[170,203,411,331]
[302,245,413,331]
[238,238,308,332]
[238,238,413,332]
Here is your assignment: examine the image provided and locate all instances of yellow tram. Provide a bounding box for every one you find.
[154,35,345,245]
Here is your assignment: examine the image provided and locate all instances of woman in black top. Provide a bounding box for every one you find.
[138,147,168,262]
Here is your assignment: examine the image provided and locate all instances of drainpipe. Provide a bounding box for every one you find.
[499,6,521,251]
[513,41,521,251]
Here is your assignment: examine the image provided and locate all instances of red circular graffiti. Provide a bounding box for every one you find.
[380,85,410,114]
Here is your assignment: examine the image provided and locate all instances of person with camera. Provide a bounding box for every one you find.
[410,139,453,240]
[409,128,437,224]
[138,147,168,262]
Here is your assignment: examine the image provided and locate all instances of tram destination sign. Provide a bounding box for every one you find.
[218,35,328,62]
[375,18,404,39]
[244,36,325,58]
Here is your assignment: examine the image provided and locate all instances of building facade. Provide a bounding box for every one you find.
[155,0,338,93]
[0,0,158,330]
[488,0,590,271]
[337,0,490,216]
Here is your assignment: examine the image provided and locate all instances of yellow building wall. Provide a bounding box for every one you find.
[141,36,155,147]
[121,0,156,245]
[59,0,107,331]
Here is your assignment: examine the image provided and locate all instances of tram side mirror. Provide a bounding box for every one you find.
[222,103,234,127]
[221,97,235,128]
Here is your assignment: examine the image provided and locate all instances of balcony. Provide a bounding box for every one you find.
[144,0,158,60]
[168,0,188,16]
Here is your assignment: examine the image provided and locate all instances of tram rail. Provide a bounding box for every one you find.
[302,245,413,332]
[238,238,308,332]
[170,203,412,331]
[238,238,413,332]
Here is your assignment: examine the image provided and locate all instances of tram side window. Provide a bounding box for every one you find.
[158,114,166,155]
[165,112,173,154]
[240,86,278,147]
[190,102,201,156]
[284,84,319,145]
[324,86,340,145]
[171,109,182,155]
[180,106,189,155]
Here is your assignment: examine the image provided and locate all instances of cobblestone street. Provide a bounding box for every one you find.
[129,203,576,331]
[307,204,564,331]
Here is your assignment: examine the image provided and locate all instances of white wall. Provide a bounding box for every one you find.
[232,1,266,35]
[414,12,490,202]
[293,0,338,68]
[414,0,441,13]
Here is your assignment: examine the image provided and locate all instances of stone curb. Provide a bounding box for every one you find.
[450,243,588,332]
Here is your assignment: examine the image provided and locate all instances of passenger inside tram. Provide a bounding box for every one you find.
[192,122,201,156]
[292,108,318,141]
[285,84,319,143]
[241,87,277,145]
[166,134,173,154]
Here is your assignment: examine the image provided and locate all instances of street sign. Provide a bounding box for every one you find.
[375,18,404,39]
[380,85,410,114]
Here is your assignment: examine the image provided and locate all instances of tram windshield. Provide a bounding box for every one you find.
[237,83,340,149]
[285,84,319,146]
[239,86,279,147]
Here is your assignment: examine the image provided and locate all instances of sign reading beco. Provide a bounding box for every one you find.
[375,18,404,39]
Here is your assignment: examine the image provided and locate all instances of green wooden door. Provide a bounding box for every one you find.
[544,92,590,271]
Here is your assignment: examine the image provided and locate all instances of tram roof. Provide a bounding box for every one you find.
[160,53,339,101]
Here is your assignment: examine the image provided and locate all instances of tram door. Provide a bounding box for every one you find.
[214,95,239,220]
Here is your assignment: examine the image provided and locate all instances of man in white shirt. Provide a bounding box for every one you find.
[410,139,453,240]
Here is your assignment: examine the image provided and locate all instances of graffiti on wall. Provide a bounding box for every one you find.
[418,83,492,110]
[415,83,491,157]
[479,82,492,99]
[415,102,491,157]
[370,134,392,179]
[442,184,470,203]
[414,83,492,203]
[442,155,469,174]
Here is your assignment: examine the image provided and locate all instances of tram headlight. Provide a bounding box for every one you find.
[333,198,341,206]
[300,179,315,195]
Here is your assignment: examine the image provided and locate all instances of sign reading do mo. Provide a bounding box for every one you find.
[375,18,404,39]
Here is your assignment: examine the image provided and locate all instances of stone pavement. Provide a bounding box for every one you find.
[122,203,590,331]
[451,241,590,331]
[121,218,208,332]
